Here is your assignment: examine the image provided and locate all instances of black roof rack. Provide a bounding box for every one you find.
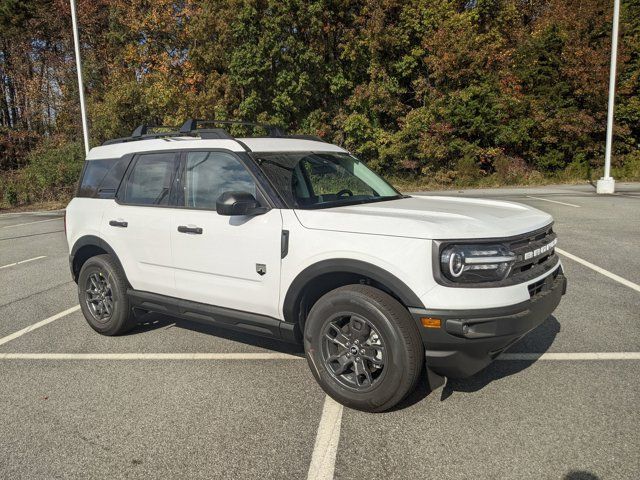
[179,119,285,137]
[101,119,326,146]
[102,124,183,145]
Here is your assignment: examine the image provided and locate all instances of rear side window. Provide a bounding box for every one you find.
[121,153,178,206]
[77,158,129,198]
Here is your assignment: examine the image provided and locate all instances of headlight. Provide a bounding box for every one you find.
[440,244,516,283]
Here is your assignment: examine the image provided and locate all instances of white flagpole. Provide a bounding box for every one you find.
[70,0,90,155]
[597,0,620,194]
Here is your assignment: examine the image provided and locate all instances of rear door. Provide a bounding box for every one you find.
[101,152,179,297]
[170,150,283,318]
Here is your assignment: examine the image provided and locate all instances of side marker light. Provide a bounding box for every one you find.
[421,317,441,329]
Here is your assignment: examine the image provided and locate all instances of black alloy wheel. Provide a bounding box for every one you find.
[322,314,386,391]
[85,271,114,322]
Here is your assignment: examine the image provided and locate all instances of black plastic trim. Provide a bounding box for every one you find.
[127,290,297,343]
[69,235,129,285]
[414,267,566,378]
[283,259,425,324]
[281,230,289,259]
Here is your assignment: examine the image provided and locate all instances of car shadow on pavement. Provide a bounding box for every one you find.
[127,312,560,408]
[394,315,561,410]
[563,471,600,480]
[128,312,305,356]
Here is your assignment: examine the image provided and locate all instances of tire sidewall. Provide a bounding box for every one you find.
[304,290,413,411]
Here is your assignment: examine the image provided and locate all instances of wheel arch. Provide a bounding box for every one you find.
[282,259,425,334]
[70,235,129,286]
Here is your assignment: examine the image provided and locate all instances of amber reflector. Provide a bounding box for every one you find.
[421,317,441,328]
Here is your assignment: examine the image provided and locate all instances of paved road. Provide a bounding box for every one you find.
[0,185,638,479]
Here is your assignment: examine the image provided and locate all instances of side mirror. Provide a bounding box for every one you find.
[216,191,268,216]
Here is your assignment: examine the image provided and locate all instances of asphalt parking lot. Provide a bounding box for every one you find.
[0,183,638,480]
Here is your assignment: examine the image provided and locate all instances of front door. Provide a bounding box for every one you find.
[170,150,283,319]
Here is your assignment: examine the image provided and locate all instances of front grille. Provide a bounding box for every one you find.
[507,224,558,285]
[527,278,546,297]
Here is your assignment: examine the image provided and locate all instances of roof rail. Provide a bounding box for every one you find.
[102,124,183,145]
[131,124,177,138]
[180,119,285,137]
[196,128,234,140]
[101,119,326,146]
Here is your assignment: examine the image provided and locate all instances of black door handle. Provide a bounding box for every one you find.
[177,225,203,234]
[109,220,128,228]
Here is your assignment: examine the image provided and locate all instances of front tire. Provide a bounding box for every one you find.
[304,285,423,412]
[78,254,136,336]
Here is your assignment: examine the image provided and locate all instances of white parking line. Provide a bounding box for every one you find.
[0,352,302,360]
[526,196,581,207]
[0,255,47,270]
[556,248,640,293]
[1,217,62,229]
[1,352,638,361]
[0,306,80,347]
[500,352,640,361]
[307,395,344,480]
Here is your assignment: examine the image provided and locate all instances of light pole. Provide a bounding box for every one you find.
[597,0,620,194]
[70,0,90,155]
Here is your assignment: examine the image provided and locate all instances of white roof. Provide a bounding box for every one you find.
[86,136,347,160]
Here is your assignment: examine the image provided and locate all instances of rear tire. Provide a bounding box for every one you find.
[304,284,423,412]
[78,254,136,336]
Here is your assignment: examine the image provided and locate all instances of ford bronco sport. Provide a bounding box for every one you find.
[66,119,567,412]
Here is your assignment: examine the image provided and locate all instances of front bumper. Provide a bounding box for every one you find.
[412,267,567,378]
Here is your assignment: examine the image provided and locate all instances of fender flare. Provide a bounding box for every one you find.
[69,235,128,284]
[282,258,425,324]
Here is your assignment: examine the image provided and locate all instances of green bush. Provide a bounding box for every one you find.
[0,140,84,209]
[22,140,84,203]
[456,156,481,182]
[613,151,640,180]
[1,180,18,207]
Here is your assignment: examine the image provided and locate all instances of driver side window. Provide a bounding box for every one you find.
[184,151,256,210]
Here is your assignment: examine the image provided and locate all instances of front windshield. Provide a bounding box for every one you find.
[255,152,402,209]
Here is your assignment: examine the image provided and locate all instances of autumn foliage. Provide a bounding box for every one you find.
[1,0,639,206]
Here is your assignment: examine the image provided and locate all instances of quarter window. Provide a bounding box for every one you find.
[184,151,256,209]
[122,153,177,205]
[78,157,129,198]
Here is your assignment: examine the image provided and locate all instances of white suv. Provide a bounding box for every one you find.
[66,120,566,412]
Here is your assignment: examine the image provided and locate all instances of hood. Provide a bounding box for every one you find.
[294,195,553,240]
